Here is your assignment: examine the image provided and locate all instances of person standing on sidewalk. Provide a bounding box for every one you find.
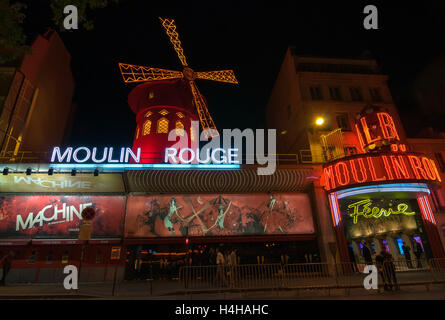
[383,251,399,291]
[362,241,373,265]
[376,250,389,291]
[1,251,14,286]
[348,245,359,273]
[402,242,414,269]
[215,248,227,287]
[414,241,423,268]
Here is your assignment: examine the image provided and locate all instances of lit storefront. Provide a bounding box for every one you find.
[323,105,445,263]
[0,172,126,283]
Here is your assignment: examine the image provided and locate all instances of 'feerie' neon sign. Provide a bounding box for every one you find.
[322,152,441,191]
[348,199,415,224]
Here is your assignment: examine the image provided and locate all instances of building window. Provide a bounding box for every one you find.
[62,251,69,264]
[96,251,103,264]
[349,87,363,101]
[143,120,151,135]
[369,88,383,102]
[435,153,445,172]
[190,125,196,141]
[329,87,342,101]
[157,117,169,133]
[46,251,53,264]
[145,111,152,118]
[175,121,184,136]
[148,91,154,99]
[336,113,351,131]
[28,251,36,264]
[310,86,322,100]
[159,109,169,116]
[176,112,184,118]
[345,146,358,156]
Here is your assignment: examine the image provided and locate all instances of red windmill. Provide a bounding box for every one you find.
[118,18,238,163]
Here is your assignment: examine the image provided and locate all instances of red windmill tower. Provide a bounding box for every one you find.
[118,18,238,163]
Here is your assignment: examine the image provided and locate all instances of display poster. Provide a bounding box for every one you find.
[0,195,126,239]
[125,193,314,237]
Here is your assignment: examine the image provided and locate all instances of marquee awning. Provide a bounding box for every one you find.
[125,165,316,193]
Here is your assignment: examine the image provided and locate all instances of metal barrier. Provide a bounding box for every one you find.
[179,260,445,294]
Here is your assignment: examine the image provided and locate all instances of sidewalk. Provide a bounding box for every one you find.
[0,280,444,300]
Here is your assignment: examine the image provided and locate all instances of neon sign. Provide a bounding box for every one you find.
[347,199,415,224]
[355,106,401,152]
[50,147,141,163]
[164,147,239,164]
[322,153,441,191]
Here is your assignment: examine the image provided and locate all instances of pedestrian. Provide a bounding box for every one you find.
[375,250,389,291]
[348,245,359,273]
[1,251,14,286]
[215,248,227,287]
[383,251,399,291]
[362,241,373,265]
[230,248,238,287]
[414,241,423,268]
[401,242,413,269]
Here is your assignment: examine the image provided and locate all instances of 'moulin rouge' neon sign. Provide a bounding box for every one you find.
[347,199,415,224]
[322,152,441,191]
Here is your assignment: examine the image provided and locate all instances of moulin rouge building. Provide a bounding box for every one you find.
[0,20,316,283]
[1,26,445,284]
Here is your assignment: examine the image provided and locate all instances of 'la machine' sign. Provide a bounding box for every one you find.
[50,147,141,163]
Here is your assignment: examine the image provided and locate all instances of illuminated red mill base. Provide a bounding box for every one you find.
[127,79,198,163]
[322,152,442,191]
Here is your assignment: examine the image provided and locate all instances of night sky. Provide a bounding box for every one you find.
[20,1,445,147]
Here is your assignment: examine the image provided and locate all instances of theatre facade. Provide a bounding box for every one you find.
[0,162,320,283]
[321,105,445,265]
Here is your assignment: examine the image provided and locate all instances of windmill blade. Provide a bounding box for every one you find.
[118,63,183,83]
[188,81,219,138]
[159,17,188,67]
[196,70,238,84]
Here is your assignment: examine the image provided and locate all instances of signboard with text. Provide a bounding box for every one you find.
[0,195,125,239]
[0,173,125,193]
[322,152,442,192]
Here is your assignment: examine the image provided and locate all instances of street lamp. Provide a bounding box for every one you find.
[315,117,325,126]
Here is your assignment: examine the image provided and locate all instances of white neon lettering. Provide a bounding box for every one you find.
[51,147,73,162]
[165,148,178,163]
[107,147,119,163]
[211,148,225,164]
[179,148,195,164]
[91,147,108,163]
[72,147,91,163]
[125,147,141,163]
